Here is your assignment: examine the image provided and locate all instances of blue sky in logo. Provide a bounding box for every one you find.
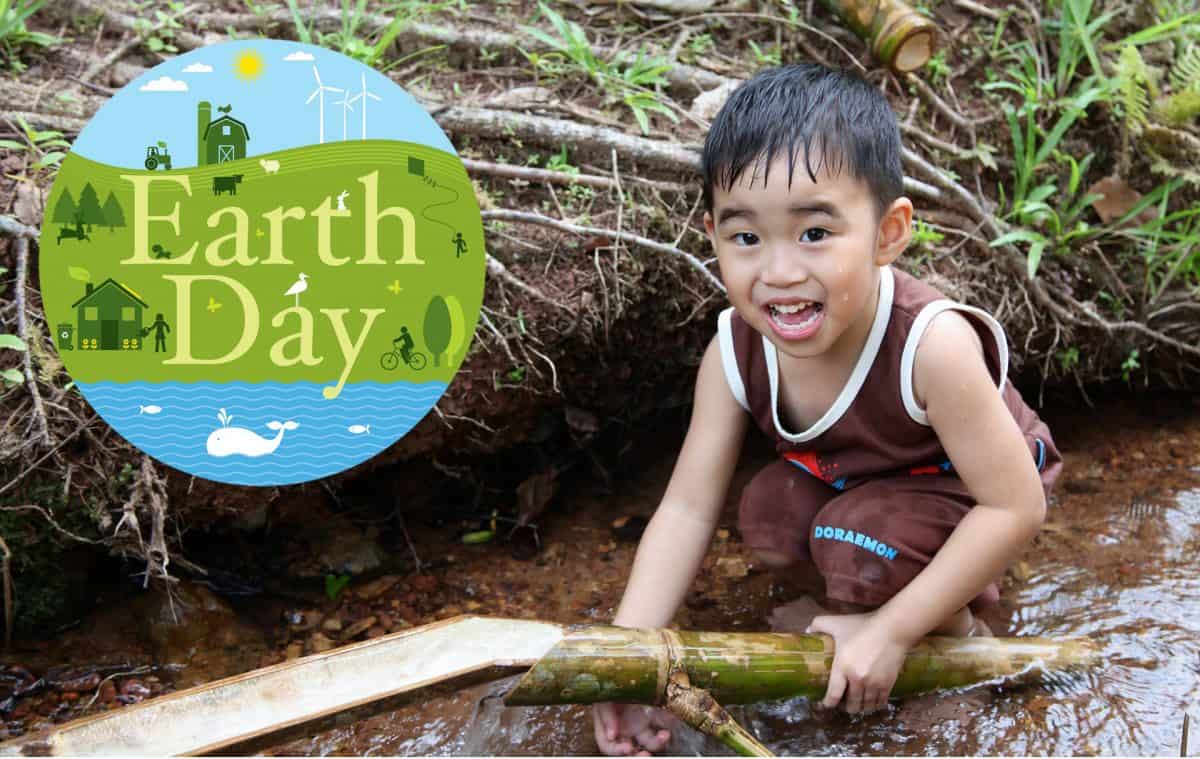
[71,39,454,168]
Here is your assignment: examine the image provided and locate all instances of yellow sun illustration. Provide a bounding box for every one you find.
[233,49,265,81]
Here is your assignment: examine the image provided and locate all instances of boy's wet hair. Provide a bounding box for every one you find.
[701,64,903,219]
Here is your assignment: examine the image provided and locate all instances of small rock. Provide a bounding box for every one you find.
[356,575,401,600]
[98,681,117,704]
[464,600,482,612]
[340,616,377,640]
[119,680,150,700]
[366,626,387,639]
[285,643,303,661]
[286,609,322,632]
[1010,560,1033,582]
[1131,450,1146,461]
[60,691,78,702]
[308,633,335,654]
[716,529,730,541]
[716,557,748,579]
[322,617,344,634]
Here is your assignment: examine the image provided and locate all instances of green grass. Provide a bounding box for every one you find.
[520,1,677,135]
[0,0,59,72]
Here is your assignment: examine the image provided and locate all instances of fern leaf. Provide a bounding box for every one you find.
[1116,45,1152,135]
[1170,42,1200,94]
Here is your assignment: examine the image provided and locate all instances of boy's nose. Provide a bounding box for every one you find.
[761,244,808,286]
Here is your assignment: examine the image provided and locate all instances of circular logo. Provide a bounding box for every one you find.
[39,41,484,486]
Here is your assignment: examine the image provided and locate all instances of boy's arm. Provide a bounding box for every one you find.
[873,309,1046,642]
[612,335,748,629]
[813,310,1046,714]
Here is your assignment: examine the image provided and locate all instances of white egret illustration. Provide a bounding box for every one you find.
[285,272,309,306]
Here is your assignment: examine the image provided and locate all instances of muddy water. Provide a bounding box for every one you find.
[5,395,1200,754]
[264,395,1200,756]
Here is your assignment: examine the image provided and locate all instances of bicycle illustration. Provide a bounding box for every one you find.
[380,344,428,371]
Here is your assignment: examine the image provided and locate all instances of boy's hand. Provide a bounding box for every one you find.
[808,612,909,715]
[593,702,674,756]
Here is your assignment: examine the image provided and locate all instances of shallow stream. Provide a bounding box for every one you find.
[4,394,1199,755]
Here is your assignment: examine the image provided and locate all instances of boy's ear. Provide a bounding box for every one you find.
[873,196,913,267]
[703,211,715,244]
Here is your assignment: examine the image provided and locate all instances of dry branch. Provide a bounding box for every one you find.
[482,208,725,292]
[12,238,50,447]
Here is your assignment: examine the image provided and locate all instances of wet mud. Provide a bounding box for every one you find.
[4,393,1200,755]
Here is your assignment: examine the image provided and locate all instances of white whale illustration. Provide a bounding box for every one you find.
[206,408,299,458]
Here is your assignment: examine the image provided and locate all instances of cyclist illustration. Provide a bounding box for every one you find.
[381,325,427,371]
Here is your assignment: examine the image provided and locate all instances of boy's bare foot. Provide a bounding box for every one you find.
[767,595,829,633]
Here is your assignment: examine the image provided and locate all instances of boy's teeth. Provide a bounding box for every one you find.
[769,302,822,328]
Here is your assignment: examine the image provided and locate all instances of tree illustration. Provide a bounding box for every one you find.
[51,189,77,226]
[76,183,105,231]
[100,191,126,232]
[423,295,451,367]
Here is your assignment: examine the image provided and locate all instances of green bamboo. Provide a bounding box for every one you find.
[819,0,939,73]
[504,625,1100,706]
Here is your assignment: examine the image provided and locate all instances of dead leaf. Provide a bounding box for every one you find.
[1087,176,1157,225]
[516,469,558,526]
[13,181,43,226]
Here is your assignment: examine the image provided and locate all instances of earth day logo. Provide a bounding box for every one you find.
[39,41,485,486]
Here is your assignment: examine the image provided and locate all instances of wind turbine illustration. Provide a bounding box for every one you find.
[305,65,343,144]
[347,72,381,140]
[333,91,355,141]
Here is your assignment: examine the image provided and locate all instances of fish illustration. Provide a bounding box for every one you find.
[347,424,370,435]
[138,405,163,415]
[206,408,299,458]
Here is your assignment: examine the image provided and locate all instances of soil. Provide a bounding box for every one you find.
[2,389,1199,754]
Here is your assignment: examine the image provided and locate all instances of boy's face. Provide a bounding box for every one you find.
[704,151,911,362]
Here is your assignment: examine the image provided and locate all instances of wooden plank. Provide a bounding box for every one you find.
[0,616,564,756]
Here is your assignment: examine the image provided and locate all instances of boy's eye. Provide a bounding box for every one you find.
[730,231,759,246]
[801,228,828,243]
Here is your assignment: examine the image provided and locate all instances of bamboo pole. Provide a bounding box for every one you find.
[0,617,1098,756]
[819,0,939,73]
[504,624,1100,706]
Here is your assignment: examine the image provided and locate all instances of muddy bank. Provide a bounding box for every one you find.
[2,390,1199,754]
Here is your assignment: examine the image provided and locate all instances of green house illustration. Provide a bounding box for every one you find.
[71,278,147,351]
[197,101,250,166]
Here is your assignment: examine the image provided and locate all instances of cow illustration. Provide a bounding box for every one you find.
[212,175,244,196]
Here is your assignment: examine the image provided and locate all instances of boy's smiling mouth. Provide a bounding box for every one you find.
[765,299,825,340]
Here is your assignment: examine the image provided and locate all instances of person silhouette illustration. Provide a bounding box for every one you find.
[393,326,415,365]
[147,313,171,352]
[452,231,467,258]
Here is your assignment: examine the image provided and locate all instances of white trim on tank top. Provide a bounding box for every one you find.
[899,300,1011,425]
[764,265,896,443]
[716,306,750,412]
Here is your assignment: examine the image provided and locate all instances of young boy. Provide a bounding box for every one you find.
[593,63,1061,756]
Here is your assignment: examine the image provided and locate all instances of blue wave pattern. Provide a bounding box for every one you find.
[78,381,447,486]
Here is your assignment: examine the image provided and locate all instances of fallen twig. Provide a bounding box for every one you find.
[13,238,51,447]
[481,208,725,293]
[462,157,683,194]
[0,535,10,648]
[0,215,39,239]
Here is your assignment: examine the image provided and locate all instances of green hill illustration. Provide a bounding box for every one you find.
[41,141,485,388]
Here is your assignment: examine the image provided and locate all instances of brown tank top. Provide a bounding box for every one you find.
[717,266,1052,490]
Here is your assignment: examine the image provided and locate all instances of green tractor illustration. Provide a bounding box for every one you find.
[144,141,171,170]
